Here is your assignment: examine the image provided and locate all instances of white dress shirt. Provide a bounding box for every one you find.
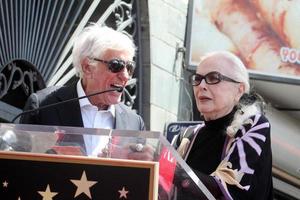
[77,81,115,157]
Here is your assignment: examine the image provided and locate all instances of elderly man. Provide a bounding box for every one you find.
[20,24,146,157]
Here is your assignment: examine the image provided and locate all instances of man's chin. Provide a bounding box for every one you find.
[107,97,121,105]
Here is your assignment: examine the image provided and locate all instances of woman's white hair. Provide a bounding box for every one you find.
[199,51,260,137]
[72,23,136,77]
[199,51,250,93]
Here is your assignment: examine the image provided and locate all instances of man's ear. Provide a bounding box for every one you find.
[81,57,93,78]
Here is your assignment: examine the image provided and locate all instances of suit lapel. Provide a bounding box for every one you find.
[55,82,83,127]
[115,104,127,129]
[54,82,86,152]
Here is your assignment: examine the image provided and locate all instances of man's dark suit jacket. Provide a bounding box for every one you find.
[20,82,145,152]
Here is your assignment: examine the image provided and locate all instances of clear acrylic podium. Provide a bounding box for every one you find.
[0,123,214,200]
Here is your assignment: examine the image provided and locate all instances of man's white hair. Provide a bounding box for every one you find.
[199,51,250,93]
[72,23,136,77]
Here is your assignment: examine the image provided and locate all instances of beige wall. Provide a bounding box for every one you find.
[148,0,188,132]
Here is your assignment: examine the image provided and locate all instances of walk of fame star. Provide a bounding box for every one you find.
[38,184,58,200]
[118,186,129,199]
[70,170,97,199]
[2,180,8,187]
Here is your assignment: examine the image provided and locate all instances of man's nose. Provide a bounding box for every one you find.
[118,68,130,81]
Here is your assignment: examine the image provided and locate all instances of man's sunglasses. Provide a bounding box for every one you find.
[90,58,135,76]
[189,71,240,86]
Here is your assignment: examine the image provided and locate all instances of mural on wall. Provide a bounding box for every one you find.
[186,0,300,80]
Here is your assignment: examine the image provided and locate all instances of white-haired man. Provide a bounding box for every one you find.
[20,24,148,158]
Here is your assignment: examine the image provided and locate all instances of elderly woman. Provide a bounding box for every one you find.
[173,51,273,199]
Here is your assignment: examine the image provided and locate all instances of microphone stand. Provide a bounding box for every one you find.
[12,87,122,123]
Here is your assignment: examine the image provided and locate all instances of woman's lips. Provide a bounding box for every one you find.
[198,96,211,101]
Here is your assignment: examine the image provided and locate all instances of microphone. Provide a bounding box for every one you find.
[12,86,124,123]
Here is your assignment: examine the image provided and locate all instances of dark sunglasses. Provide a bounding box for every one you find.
[189,71,240,86]
[90,58,135,76]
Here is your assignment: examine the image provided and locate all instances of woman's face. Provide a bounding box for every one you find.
[193,55,244,120]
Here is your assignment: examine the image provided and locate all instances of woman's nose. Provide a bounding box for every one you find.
[196,78,208,91]
[199,78,207,86]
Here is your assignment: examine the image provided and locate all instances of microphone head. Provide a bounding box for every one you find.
[116,87,124,92]
[111,86,124,92]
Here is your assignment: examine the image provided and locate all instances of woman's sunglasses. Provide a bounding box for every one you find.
[90,57,135,76]
[189,71,240,86]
